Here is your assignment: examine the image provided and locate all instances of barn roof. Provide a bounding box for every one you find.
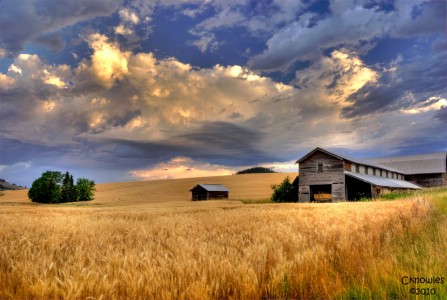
[296,147,403,174]
[345,171,421,189]
[189,184,229,192]
[369,152,447,175]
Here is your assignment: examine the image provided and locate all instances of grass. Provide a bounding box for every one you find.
[379,190,415,200]
[0,176,446,299]
[238,198,272,204]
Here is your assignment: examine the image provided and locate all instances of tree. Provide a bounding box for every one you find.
[60,172,77,203]
[28,171,64,203]
[76,178,96,201]
[236,167,276,175]
[270,176,298,202]
[28,171,95,203]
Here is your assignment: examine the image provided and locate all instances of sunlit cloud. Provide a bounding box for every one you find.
[43,73,66,88]
[86,33,131,88]
[130,157,235,180]
[0,73,16,89]
[401,97,447,114]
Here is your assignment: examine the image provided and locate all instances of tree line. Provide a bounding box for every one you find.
[236,167,276,175]
[28,171,95,204]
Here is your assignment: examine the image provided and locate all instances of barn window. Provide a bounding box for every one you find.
[359,165,365,174]
[317,162,323,172]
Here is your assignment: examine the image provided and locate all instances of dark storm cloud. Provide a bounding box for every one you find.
[174,121,265,159]
[81,121,273,170]
[395,1,446,37]
[435,106,447,123]
[34,33,66,52]
[0,138,74,165]
[342,52,447,118]
[248,0,445,72]
[103,121,276,167]
[0,0,122,55]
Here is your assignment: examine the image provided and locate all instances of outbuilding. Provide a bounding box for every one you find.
[190,184,229,201]
[296,147,421,202]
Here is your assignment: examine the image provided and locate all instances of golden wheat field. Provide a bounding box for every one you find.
[0,174,446,299]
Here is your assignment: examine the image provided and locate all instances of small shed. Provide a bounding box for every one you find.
[190,184,229,201]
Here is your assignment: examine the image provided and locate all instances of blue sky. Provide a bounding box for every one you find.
[0,0,446,186]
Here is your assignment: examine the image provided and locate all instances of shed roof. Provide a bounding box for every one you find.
[189,184,230,192]
[345,171,421,189]
[296,147,403,174]
[369,152,447,174]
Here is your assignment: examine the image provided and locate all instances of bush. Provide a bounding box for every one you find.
[271,176,298,202]
[28,171,95,203]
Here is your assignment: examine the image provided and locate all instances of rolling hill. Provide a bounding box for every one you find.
[0,173,297,206]
[0,179,25,191]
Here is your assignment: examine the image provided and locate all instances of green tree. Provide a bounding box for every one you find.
[60,172,77,202]
[270,176,298,203]
[76,178,96,201]
[28,171,64,203]
[28,171,95,203]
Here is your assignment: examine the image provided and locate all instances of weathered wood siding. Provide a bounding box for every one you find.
[405,173,445,187]
[299,151,346,202]
[344,161,351,171]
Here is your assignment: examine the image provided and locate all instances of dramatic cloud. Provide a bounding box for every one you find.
[249,0,444,71]
[342,51,447,118]
[0,0,123,56]
[0,0,445,185]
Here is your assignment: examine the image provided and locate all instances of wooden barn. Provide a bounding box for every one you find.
[370,152,447,187]
[190,184,229,201]
[296,147,421,202]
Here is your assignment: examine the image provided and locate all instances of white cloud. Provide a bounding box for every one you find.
[189,33,219,53]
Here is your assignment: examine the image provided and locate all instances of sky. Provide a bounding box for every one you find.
[0,0,446,186]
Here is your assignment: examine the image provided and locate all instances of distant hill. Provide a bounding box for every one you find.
[236,167,276,175]
[0,179,25,190]
[0,173,297,205]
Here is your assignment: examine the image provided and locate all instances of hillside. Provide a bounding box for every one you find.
[0,179,25,191]
[0,173,297,206]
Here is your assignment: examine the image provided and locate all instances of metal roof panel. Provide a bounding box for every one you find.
[191,184,230,192]
[345,171,421,189]
[370,152,447,174]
